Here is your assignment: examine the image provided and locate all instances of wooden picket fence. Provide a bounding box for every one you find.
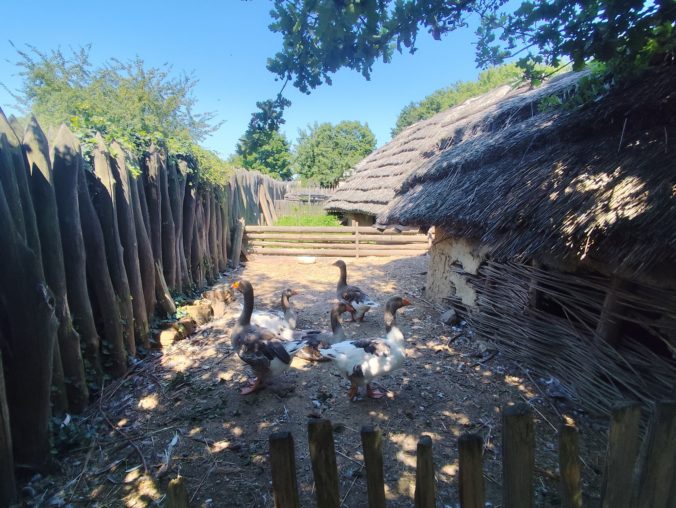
[245,225,430,257]
[164,400,675,507]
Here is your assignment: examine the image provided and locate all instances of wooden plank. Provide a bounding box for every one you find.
[458,433,484,508]
[246,232,428,243]
[308,419,340,508]
[559,423,582,508]
[250,241,427,250]
[601,402,641,508]
[414,435,436,508]
[251,248,428,257]
[245,225,421,234]
[361,426,386,508]
[502,403,534,508]
[270,431,300,508]
[635,401,676,508]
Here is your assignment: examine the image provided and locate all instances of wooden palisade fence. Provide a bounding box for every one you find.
[246,225,430,257]
[0,110,286,505]
[170,400,676,508]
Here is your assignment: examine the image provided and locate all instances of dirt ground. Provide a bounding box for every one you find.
[22,254,610,507]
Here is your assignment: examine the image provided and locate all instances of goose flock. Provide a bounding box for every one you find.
[229,259,411,401]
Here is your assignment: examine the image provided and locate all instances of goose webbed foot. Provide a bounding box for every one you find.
[347,384,359,401]
[367,384,386,399]
[240,377,263,395]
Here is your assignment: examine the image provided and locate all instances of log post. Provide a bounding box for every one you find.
[0,132,57,469]
[414,435,436,508]
[182,172,197,288]
[130,176,156,326]
[208,192,219,280]
[23,117,89,412]
[307,419,340,508]
[601,402,641,508]
[458,433,485,508]
[0,348,17,506]
[91,135,135,356]
[361,426,386,508]
[231,218,245,269]
[559,423,582,508]
[270,431,300,508]
[76,140,127,377]
[142,146,163,266]
[191,195,206,288]
[166,476,189,508]
[52,125,104,386]
[502,403,534,508]
[110,143,149,350]
[159,151,176,290]
[155,262,177,317]
[635,401,676,508]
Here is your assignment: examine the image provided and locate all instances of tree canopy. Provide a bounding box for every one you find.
[235,97,293,180]
[267,0,676,93]
[294,121,376,187]
[392,63,525,136]
[5,45,233,185]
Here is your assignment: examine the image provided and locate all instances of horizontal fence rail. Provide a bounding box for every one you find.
[245,225,430,257]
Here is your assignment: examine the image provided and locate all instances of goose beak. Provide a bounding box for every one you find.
[231,281,240,290]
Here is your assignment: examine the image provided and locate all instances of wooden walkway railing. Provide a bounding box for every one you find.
[164,400,675,507]
[245,225,430,257]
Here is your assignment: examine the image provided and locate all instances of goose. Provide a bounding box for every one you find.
[333,259,379,322]
[319,296,411,400]
[295,300,355,361]
[230,280,306,395]
[248,288,298,339]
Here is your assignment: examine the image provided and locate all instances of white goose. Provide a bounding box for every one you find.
[296,300,355,361]
[319,296,411,400]
[248,288,298,339]
[230,280,305,395]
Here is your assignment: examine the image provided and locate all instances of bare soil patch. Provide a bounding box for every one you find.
[23,255,608,507]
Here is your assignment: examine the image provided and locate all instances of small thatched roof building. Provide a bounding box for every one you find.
[375,67,676,415]
[324,82,521,224]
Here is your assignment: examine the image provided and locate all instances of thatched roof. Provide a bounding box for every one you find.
[379,67,676,281]
[324,82,518,216]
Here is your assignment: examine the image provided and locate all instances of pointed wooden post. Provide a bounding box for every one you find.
[361,426,386,508]
[414,435,436,508]
[458,433,484,508]
[270,431,300,508]
[307,419,340,508]
[559,423,582,508]
[502,403,534,508]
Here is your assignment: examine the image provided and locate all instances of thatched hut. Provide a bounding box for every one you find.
[377,67,676,414]
[324,83,518,225]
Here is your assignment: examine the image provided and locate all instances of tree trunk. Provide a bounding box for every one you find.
[159,153,176,290]
[91,134,135,357]
[23,118,89,412]
[131,176,156,325]
[77,144,127,378]
[142,147,162,267]
[51,125,104,387]
[110,142,149,351]
[0,131,56,470]
[0,348,17,506]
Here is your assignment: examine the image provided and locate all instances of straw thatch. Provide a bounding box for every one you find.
[324,83,517,216]
[379,67,676,283]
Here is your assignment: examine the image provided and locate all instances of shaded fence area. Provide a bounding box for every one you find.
[164,401,676,508]
[0,110,285,504]
[246,225,430,257]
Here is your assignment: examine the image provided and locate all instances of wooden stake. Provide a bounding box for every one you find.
[559,423,582,508]
[414,435,436,508]
[231,217,245,269]
[270,431,300,508]
[166,476,189,508]
[361,426,386,508]
[601,402,641,508]
[635,401,676,508]
[458,433,484,508]
[502,403,534,508]
[307,419,340,508]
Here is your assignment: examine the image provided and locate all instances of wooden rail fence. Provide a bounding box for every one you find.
[245,225,430,257]
[166,400,676,507]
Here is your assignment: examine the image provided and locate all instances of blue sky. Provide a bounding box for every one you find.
[0,0,488,156]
